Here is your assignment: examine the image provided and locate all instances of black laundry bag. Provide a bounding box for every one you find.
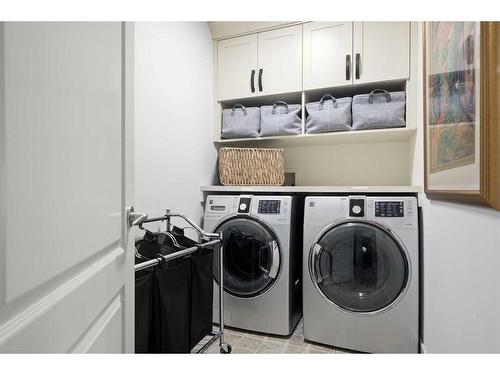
[134,263,153,353]
[134,227,215,353]
[189,248,214,348]
[136,234,191,353]
[150,257,192,353]
[135,234,163,353]
[167,228,214,349]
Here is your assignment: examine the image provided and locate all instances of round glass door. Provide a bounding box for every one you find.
[309,221,409,313]
[214,216,281,298]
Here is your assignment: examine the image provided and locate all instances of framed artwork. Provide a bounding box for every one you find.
[423,22,500,209]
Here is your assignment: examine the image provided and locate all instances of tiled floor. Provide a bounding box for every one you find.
[194,319,356,354]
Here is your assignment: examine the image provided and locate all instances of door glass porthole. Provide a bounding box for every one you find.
[214,217,281,298]
[310,222,409,313]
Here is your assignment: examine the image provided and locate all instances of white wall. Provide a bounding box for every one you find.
[284,142,410,186]
[421,200,500,353]
[411,22,500,353]
[135,22,217,228]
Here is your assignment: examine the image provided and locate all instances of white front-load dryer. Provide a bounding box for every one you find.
[204,195,302,336]
[303,196,419,353]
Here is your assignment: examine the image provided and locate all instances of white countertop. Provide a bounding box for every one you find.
[201,185,421,193]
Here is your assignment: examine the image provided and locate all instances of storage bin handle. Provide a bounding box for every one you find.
[231,103,247,116]
[368,89,392,104]
[271,101,289,114]
[319,94,338,110]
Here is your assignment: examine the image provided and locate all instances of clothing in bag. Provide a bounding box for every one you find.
[260,101,302,137]
[222,103,260,139]
[305,94,352,134]
[135,231,163,259]
[352,89,406,130]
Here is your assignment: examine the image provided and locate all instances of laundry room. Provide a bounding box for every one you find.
[1,0,500,373]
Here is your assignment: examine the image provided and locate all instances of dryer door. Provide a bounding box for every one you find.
[214,216,281,298]
[309,221,409,313]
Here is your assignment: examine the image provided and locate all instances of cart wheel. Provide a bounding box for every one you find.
[220,344,232,354]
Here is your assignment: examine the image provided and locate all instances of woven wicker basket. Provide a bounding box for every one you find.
[218,147,285,186]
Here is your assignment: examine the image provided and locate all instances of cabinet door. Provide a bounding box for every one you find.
[353,22,410,84]
[257,25,303,96]
[217,34,258,101]
[303,22,353,90]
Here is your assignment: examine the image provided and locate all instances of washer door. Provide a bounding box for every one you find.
[214,216,281,298]
[309,221,409,313]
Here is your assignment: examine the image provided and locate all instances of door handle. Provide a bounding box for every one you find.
[346,55,351,81]
[268,240,280,279]
[355,53,360,79]
[127,206,148,228]
[250,69,256,93]
[311,243,325,284]
[259,240,280,279]
[258,68,263,92]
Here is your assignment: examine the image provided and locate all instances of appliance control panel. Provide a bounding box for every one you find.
[366,197,417,228]
[258,199,281,214]
[206,196,230,214]
[375,201,404,217]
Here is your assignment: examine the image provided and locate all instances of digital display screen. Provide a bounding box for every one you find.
[258,200,281,214]
[375,201,404,217]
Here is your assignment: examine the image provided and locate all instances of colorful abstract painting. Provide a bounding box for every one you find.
[427,22,477,173]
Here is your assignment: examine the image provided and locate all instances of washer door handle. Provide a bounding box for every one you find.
[311,243,331,284]
[259,240,280,279]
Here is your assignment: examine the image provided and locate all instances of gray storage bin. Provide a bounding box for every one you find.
[260,101,302,137]
[352,89,406,130]
[221,104,260,139]
[305,94,352,134]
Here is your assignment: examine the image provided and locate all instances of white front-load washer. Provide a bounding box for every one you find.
[303,196,419,353]
[204,194,302,336]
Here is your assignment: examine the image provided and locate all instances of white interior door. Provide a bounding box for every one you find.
[217,34,258,101]
[353,22,410,84]
[0,22,135,353]
[257,25,302,96]
[303,22,353,90]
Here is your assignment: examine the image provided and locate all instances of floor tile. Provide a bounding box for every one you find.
[288,334,306,346]
[224,331,243,346]
[198,318,359,354]
[237,335,263,352]
[283,343,311,353]
[232,346,254,354]
[257,341,286,354]
[308,345,333,354]
[260,334,289,345]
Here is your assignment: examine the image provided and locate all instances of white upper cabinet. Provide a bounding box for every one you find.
[353,22,410,84]
[257,25,302,96]
[217,34,258,101]
[303,22,353,90]
[217,22,411,100]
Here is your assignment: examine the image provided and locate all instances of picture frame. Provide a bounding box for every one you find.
[423,21,500,210]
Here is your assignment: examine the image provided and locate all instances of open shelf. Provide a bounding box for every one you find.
[214,79,414,148]
[201,185,422,194]
[214,127,416,147]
